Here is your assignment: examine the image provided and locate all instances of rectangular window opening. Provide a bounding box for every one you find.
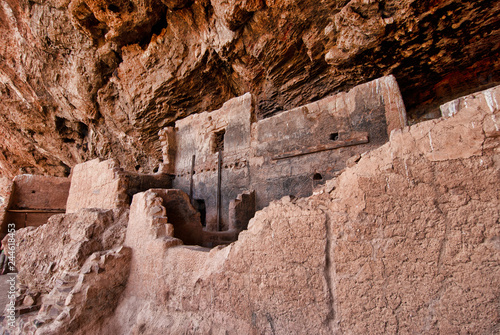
[213,129,226,153]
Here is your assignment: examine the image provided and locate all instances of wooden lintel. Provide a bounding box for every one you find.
[7,209,66,213]
[272,133,369,161]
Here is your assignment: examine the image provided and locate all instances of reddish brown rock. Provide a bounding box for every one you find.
[15,208,129,294]
[32,246,132,335]
[0,0,499,177]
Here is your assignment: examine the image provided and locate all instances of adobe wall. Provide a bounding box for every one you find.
[250,75,406,209]
[66,159,129,213]
[2,175,70,235]
[66,158,173,213]
[170,93,254,230]
[9,175,69,210]
[166,75,407,230]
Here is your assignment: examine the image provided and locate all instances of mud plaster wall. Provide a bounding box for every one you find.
[168,75,406,230]
[250,75,406,209]
[66,158,174,214]
[2,175,70,236]
[171,92,254,230]
[66,158,130,213]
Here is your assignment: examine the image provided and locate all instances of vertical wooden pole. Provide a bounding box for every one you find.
[189,154,195,204]
[216,150,222,231]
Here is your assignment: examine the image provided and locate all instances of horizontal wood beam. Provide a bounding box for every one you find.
[272,133,369,161]
[7,209,66,213]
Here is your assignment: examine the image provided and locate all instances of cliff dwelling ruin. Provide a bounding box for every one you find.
[2,75,407,248]
[1,79,498,334]
[0,0,499,334]
[159,75,406,245]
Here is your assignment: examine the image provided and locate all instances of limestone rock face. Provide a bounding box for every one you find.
[0,0,499,177]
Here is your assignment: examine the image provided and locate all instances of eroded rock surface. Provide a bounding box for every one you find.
[15,208,129,294]
[1,0,499,177]
[0,177,13,229]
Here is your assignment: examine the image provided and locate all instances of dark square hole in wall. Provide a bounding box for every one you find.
[330,132,339,141]
[213,129,225,153]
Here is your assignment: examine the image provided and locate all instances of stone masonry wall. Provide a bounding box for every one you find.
[171,92,254,230]
[66,159,129,213]
[250,74,406,209]
[85,84,500,334]
[8,175,70,211]
[167,75,406,230]
[1,175,70,237]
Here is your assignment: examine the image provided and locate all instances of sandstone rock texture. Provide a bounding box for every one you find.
[1,0,499,177]
[6,207,130,334]
[32,84,494,334]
